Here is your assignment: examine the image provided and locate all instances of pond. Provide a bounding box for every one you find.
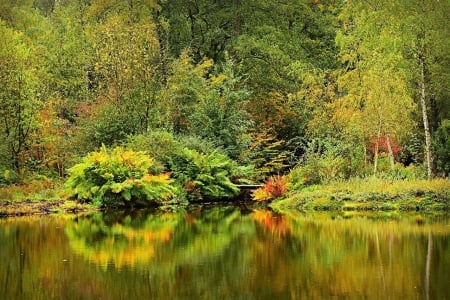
[0,206,449,299]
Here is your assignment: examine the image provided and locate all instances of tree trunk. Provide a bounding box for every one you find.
[385,133,395,171]
[418,55,434,179]
[373,124,381,175]
[155,8,168,87]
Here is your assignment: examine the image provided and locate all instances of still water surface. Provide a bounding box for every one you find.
[0,206,449,299]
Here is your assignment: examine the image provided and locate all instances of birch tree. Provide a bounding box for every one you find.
[336,1,414,174]
[392,0,450,178]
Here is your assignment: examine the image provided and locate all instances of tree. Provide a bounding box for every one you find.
[45,0,93,103]
[161,50,212,133]
[158,0,339,154]
[0,21,41,173]
[336,1,415,174]
[391,0,450,178]
[189,57,252,161]
[79,0,161,146]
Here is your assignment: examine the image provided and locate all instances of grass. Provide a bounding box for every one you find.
[271,177,450,212]
[0,177,64,202]
[0,177,96,217]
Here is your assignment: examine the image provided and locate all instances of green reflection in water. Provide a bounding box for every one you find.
[0,209,449,299]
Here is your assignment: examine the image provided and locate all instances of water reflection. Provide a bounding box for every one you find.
[0,208,449,299]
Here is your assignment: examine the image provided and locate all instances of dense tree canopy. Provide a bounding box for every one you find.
[0,0,449,181]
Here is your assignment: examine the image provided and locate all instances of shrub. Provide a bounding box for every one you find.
[285,166,306,191]
[175,134,217,155]
[246,129,291,180]
[124,131,220,172]
[390,163,426,180]
[1,169,18,185]
[295,154,347,186]
[124,130,181,173]
[252,175,289,202]
[65,145,176,207]
[168,148,240,201]
[290,138,350,185]
[433,119,450,177]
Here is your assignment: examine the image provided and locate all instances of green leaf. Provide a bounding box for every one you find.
[122,189,132,201]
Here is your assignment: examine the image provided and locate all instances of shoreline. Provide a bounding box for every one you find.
[1,178,449,218]
[271,178,450,213]
[0,199,94,218]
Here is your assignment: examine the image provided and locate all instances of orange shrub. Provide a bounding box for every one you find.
[252,175,288,201]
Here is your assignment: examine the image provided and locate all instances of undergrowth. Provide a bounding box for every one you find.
[271,178,450,212]
[0,177,63,202]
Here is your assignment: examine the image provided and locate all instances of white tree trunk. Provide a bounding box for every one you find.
[385,134,395,171]
[373,126,381,175]
[418,55,434,179]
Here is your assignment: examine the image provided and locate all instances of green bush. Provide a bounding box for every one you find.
[65,146,176,207]
[286,166,306,190]
[433,119,450,177]
[175,134,217,155]
[168,148,240,201]
[0,169,18,185]
[293,138,348,185]
[124,130,181,173]
[188,58,252,162]
[390,163,426,180]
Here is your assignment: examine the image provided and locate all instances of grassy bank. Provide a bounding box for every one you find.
[271,178,450,212]
[1,177,449,217]
[0,178,93,217]
[0,199,92,217]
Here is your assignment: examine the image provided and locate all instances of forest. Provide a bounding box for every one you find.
[0,0,449,208]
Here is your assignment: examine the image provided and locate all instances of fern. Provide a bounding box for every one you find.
[65,146,176,207]
[169,148,239,201]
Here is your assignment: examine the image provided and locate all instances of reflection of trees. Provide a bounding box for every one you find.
[65,207,254,272]
[1,211,449,299]
[63,207,259,298]
[0,216,106,300]
[424,231,432,300]
[249,210,450,299]
[65,210,183,269]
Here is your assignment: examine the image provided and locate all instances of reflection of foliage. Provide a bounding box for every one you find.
[252,209,290,236]
[65,207,251,272]
[2,210,450,299]
[65,146,176,206]
[248,209,450,299]
[173,207,244,262]
[65,211,182,269]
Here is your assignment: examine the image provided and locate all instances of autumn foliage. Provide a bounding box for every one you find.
[252,175,288,202]
[65,146,176,207]
[369,135,402,157]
